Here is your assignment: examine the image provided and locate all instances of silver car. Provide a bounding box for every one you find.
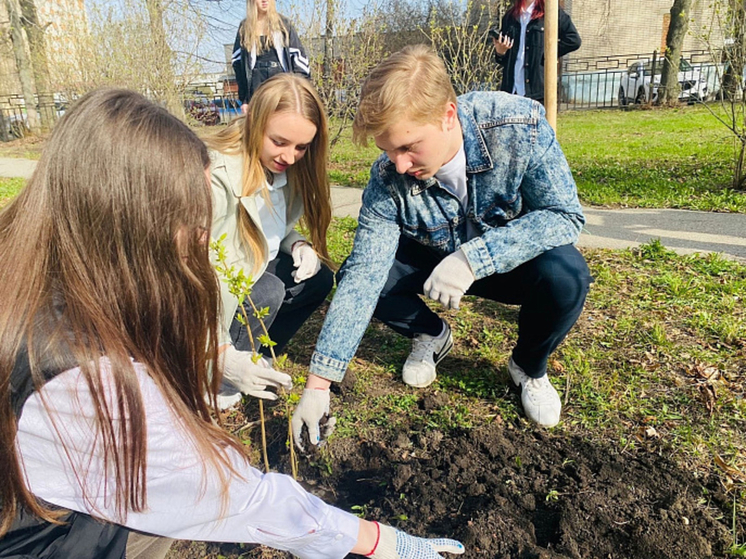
[619,59,708,106]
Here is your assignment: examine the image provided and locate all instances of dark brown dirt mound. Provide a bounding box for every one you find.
[306,421,732,559]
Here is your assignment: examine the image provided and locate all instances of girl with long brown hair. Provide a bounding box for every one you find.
[205,73,336,409]
[0,87,464,559]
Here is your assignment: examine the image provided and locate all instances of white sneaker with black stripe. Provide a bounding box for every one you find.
[508,357,561,427]
[402,322,453,388]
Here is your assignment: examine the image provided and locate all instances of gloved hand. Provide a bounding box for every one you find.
[291,388,336,451]
[291,241,321,283]
[219,345,292,400]
[423,249,475,310]
[369,523,465,559]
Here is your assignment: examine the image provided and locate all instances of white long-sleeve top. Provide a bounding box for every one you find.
[15,359,359,558]
[512,1,535,97]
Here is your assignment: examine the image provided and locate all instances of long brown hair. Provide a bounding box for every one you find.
[241,0,287,54]
[205,73,333,272]
[0,88,247,535]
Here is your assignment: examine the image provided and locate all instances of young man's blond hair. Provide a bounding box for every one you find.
[352,44,457,146]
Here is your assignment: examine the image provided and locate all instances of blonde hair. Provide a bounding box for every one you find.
[0,88,247,535]
[205,74,333,272]
[353,44,457,146]
[241,0,287,53]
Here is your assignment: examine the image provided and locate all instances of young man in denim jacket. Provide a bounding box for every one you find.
[292,44,592,446]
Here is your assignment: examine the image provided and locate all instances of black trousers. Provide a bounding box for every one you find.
[229,251,333,357]
[360,237,592,378]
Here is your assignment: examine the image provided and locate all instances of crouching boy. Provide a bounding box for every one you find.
[292,44,592,446]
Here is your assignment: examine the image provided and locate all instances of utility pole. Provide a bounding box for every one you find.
[544,0,558,130]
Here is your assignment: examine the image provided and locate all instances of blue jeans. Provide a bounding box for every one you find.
[365,237,592,378]
[229,251,333,357]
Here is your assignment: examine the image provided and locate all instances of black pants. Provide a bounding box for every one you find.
[361,237,592,378]
[229,251,334,357]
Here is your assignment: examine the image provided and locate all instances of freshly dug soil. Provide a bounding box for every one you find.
[310,419,732,559]
[170,407,734,559]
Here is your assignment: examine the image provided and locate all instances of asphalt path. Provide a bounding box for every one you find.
[331,187,746,263]
[1,158,743,262]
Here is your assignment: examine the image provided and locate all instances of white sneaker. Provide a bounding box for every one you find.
[508,358,561,428]
[402,322,453,388]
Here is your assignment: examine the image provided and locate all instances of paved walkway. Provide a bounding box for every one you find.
[2,157,743,262]
[331,187,746,263]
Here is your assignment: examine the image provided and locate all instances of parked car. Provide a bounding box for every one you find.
[212,97,242,123]
[618,58,708,106]
[183,96,220,126]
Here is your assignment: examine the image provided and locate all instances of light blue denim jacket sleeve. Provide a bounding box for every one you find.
[308,176,402,380]
[309,92,584,381]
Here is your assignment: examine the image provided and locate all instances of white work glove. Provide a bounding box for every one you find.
[219,346,292,400]
[369,523,465,559]
[423,249,475,310]
[291,241,321,283]
[291,388,337,451]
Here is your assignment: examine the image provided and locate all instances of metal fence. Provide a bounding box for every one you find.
[0,94,67,142]
[0,49,739,141]
[559,49,726,110]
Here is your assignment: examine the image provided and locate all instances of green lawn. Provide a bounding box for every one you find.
[0,177,24,207]
[558,105,745,212]
[327,105,746,213]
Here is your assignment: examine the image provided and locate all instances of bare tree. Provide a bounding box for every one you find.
[427,0,502,95]
[20,0,55,129]
[4,0,39,133]
[323,0,334,86]
[695,0,746,190]
[659,0,692,105]
[315,6,385,145]
[49,0,207,119]
[720,0,745,101]
[145,0,182,115]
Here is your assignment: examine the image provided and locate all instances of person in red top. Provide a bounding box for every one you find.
[491,0,581,104]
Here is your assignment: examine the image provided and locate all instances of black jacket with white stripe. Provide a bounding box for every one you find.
[231,16,311,104]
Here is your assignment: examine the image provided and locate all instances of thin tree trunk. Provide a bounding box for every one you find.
[659,0,692,105]
[20,0,55,129]
[735,137,746,190]
[323,0,335,88]
[5,0,40,133]
[144,0,182,116]
[721,0,745,100]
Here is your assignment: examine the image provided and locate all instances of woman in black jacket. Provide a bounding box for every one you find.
[231,0,310,111]
[492,0,581,104]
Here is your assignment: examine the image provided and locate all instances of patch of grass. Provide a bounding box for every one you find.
[327,105,746,211]
[558,104,746,212]
[0,134,45,160]
[0,177,25,208]
[328,122,380,187]
[325,215,357,264]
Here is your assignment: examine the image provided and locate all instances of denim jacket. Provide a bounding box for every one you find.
[310,92,584,381]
